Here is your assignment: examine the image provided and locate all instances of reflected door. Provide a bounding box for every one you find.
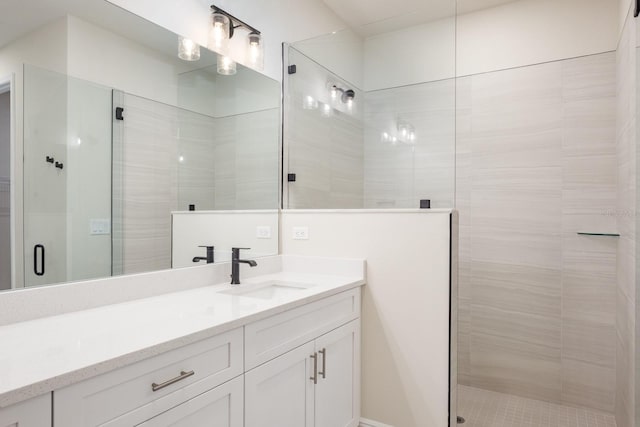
[23,65,112,287]
[23,66,69,287]
[0,89,10,290]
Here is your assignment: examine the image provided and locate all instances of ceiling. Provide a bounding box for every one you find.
[321,0,520,36]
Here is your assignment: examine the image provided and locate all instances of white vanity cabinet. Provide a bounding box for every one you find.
[244,288,361,427]
[136,376,243,427]
[47,286,362,427]
[54,328,243,427]
[0,394,51,427]
[314,321,360,427]
[245,341,316,427]
[245,320,360,427]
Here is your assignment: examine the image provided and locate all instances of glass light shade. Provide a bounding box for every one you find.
[247,32,264,71]
[217,54,237,75]
[397,122,414,142]
[330,85,338,101]
[346,98,354,112]
[178,36,200,61]
[209,13,230,54]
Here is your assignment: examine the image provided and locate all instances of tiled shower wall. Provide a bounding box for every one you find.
[285,47,456,209]
[615,4,637,427]
[456,51,618,412]
[363,80,455,209]
[113,93,279,275]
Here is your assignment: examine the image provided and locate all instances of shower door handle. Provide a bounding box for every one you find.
[34,244,45,276]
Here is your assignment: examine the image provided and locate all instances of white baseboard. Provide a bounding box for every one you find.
[360,418,394,427]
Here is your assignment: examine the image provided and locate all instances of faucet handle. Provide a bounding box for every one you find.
[232,247,251,256]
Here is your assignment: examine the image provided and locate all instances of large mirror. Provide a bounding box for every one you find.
[0,0,280,291]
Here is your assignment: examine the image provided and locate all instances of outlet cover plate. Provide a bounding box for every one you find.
[292,226,309,240]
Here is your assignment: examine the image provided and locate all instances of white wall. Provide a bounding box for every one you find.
[281,210,454,427]
[177,66,280,118]
[457,0,619,77]
[364,17,455,91]
[292,28,365,89]
[620,0,633,38]
[66,15,183,107]
[105,0,349,82]
[172,211,279,267]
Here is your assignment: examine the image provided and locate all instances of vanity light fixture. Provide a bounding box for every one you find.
[247,32,264,70]
[209,13,230,54]
[210,5,264,74]
[178,36,201,61]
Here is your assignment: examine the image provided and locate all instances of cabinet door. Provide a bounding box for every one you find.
[0,394,51,427]
[135,376,242,427]
[245,341,315,427]
[315,320,360,427]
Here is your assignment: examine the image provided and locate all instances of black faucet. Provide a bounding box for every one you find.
[193,246,215,264]
[231,247,257,285]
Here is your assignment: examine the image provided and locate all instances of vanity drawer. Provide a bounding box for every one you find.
[54,327,243,427]
[245,288,360,370]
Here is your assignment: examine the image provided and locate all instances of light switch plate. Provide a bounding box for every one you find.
[256,226,271,239]
[292,226,309,240]
[90,219,111,235]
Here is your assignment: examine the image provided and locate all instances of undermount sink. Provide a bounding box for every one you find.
[218,281,317,300]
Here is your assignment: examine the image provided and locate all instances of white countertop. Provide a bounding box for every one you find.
[0,260,365,408]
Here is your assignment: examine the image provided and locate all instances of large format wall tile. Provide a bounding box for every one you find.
[615,7,637,427]
[456,51,618,412]
[114,93,279,275]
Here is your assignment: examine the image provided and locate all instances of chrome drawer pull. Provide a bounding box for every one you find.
[310,353,318,384]
[151,370,195,392]
[318,348,326,379]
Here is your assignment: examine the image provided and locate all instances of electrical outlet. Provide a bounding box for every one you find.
[256,226,271,239]
[292,226,309,240]
[90,219,111,235]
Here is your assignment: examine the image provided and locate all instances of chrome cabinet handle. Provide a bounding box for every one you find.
[318,348,326,379]
[310,353,318,384]
[151,370,195,392]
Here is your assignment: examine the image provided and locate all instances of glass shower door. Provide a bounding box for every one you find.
[23,65,112,287]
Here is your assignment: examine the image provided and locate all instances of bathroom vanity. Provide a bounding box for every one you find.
[0,256,364,427]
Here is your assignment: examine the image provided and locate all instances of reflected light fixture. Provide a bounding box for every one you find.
[303,95,318,110]
[320,103,333,118]
[210,5,264,74]
[381,120,417,146]
[328,83,355,111]
[217,54,237,75]
[178,36,201,61]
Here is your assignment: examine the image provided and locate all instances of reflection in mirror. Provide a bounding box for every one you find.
[1,1,280,291]
[283,12,456,209]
